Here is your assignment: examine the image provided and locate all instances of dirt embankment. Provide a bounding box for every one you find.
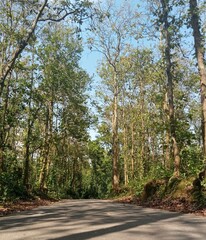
[117,176,206,216]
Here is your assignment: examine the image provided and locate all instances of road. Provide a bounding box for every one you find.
[0,199,205,240]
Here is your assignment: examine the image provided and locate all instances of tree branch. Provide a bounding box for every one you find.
[39,9,79,22]
[0,0,48,97]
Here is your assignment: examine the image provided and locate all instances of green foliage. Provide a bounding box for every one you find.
[0,164,25,201]
[0,19,93,201]
[148,163,173,179]
[87,140,112,198]
[1,0,206,203]
[181,145,203,176]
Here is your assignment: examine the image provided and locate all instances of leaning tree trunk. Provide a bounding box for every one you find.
[189,0,206,161]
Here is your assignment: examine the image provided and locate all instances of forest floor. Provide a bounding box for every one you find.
[0,198,57,217]
[116,195,206,217]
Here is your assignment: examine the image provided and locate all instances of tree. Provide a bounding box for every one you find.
[0,15,91,199]
[35,23,91,194]
[0,0,91,98]
[88,0,139,191]
[0,0,92,198]
[0,0,91,176]
[150,0,182,176]
[189,0,206,164]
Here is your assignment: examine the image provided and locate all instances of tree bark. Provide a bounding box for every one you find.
[112,72,119,191]
[189,0,206,160]
[163,92,171,169]
[140,78,146,175]
[131,122,135,180]
[123,130,128,186]
[122,96,128,186]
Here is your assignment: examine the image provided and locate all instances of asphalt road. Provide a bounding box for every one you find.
[0,199,205,240]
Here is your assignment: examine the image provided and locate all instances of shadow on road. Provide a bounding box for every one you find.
[50,212,179,240]
[0,200,205,240]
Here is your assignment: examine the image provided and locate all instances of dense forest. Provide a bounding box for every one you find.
[0,0,206,207]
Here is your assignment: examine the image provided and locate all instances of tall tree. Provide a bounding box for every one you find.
[189,0,206,163]
[151,0,181,176]
[88,0,139,191]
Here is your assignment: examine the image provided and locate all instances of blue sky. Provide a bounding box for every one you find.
[80,49,101,139]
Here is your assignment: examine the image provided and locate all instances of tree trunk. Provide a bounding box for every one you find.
[23,122,32,192]
[112,73,119,191]
[140,78,145,176]
[189,0,206,160]
[131,122,135,180]
[39,100,53,192]
[165,131,171,168]
[123,134,128,186]
[163,92,171,169]
[23,52,36,193]
[123,105,128,186]
[161,0,181,177]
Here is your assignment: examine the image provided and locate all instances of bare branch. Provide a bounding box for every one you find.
[39,9,79,22]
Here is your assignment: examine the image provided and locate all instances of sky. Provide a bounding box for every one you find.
[80,49,101,140]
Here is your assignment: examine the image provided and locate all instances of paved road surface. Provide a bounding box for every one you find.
[0,199,205,240]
